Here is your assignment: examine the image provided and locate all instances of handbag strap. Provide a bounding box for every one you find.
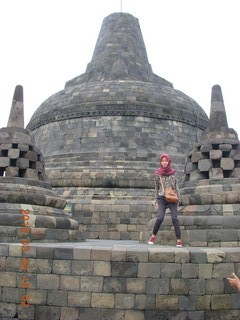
[159,176,165,192]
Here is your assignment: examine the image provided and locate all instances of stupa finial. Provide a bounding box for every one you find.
[208,84,228,131]
[7,85,24,128]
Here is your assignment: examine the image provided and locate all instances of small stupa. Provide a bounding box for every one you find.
[0,86,82,242]
[142,85,240,246]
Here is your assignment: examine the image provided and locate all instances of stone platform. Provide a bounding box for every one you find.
[0,240,239,320]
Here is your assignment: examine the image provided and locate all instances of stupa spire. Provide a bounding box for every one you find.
[84,12,153,82]
[7,85,24,128]
[208,84,228,131]
[201,84,238,141]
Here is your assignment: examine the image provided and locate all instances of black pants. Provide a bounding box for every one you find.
[153,196,181,239]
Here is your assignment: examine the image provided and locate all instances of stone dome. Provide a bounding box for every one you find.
[27,13,208,238]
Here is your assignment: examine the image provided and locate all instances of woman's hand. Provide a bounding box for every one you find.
[227,273,240,291]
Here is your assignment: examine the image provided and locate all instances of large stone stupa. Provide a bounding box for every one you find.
[27,13,208,240]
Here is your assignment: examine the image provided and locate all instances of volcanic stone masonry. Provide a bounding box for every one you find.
[0,85,82,242]
[27,12,208,240]
[142,85,240,247]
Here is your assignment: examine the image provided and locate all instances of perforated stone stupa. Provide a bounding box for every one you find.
[27,12,208,240]
[143,85,240,246]
[0,86,81,242]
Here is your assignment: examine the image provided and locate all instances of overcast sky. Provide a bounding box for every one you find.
[1,0,239,137]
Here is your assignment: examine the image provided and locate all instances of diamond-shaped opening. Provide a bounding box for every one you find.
[222,151,230,157]
[234,160,240,168]
[0,150,8,157]
[212,160,220,168]
[30,161,36,169]
[19,169,26,177]
[223,170,231,178]
[0,167,5,176]
[10,159,17,166]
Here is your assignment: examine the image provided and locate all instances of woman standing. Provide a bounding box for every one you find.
[148,153,182,247]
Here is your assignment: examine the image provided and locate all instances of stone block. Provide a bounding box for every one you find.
[115,293,135,309]
[175,250,190,263]
[200,144,212,153]
[0,257,6,271]
[26,289,47,305]
[220,158,234,170]
[0,302,17,318]
[60,275,80,291]
[91,293,114,308]
[18,144,29,152]
[73,247,91,260]
[91,247,111,260]
[179,295,197,311]
[182,264,199,278]
[190,170,206,180]
[219,144,232,151]
[170,278,189,295]
[125,310,145,320]
[160,263,182,278]
[47,290,68,306]
[209,150,222,160]
[134,294,155,310]
[68,291,91,307]
[103,277,126,293]
[189,279,206,294]
[0,157,10,167]
[60,307,79,320]
[111,261,137,277]
[52,260,71,274]
[16,158,29,169]
[17,304,35,319]
[94,261,111,276]
[209,168,223,179]
[2,287,25,303]
[25,150,38,161]
[211,294,231,310]
[37,274,59,290]
[126,248,148,262]
[191,152,203,163]
[199,264,213,279]
[231,293,240,309]
[72,260,93,275]
[137,262,160,278]
[212,263,234,278]
[146,278,169,294]
[5,166,19,177]
[28,258,52,273]
[196,295,211,310]
[126,278,145,294]
[54,248,73,260]
[148,249,175,262]
[17,273,37,289]
[24,168,38,179]
[81,276,103,292]
[34,306,61,320]
[198,159,212,172]
[8,148,20,158]
[156,295,178,310]
[0,271,16,287]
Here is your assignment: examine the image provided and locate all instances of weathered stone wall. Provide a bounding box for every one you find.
[0,242,239,320]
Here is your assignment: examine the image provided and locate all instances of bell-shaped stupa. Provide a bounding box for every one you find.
[0,86,82,242]
[27,13,208,240]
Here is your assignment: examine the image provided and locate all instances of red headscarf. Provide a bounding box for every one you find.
[154,153,176,176]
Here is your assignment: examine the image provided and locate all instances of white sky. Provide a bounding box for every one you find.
[1,0,239,137]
